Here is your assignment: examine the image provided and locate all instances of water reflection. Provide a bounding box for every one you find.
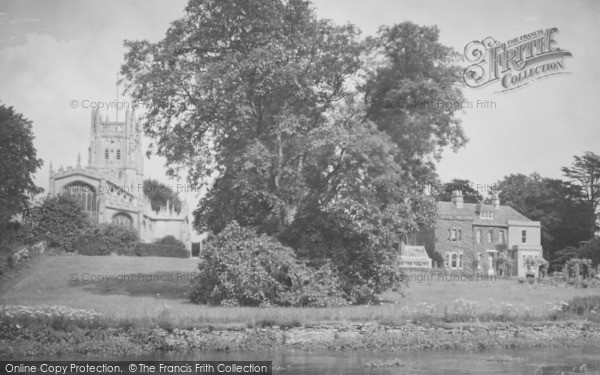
[34,347,600,375]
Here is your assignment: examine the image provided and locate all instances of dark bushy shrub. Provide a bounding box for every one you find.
[134,243,190,258]
[75,234,111,256]
[19,194,91,251]
[75,223,138,256]
[156,235,185,248]
[190,221,349,307]
[99,224,138,255]
[278,262,349,307]
[0,221,21,254]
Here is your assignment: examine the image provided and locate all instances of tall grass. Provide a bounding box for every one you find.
[1,256,599,330]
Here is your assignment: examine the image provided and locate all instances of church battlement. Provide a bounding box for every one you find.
[87,107,144,197]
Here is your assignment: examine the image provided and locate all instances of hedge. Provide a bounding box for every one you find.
[75,224,138,256]
[134,243,190,258]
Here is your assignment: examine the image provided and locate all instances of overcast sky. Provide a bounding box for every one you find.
[0,0,599,235]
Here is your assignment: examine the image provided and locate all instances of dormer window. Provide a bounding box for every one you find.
[479,211,493,219]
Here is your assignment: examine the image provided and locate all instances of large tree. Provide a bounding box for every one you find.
[436,178,483,203]
[562,151,600,238]
[362,22,468,185]
[121,0,465,301]
[494,173,592,262]
[0,104,43,226]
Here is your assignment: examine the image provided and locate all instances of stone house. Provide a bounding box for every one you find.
[415,191,544,277]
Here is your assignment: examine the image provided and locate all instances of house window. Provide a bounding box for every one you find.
[445,252,450,268]
[451,253,457,268]
[450,229,457,241]
[104,149,109,159]
[458,230,462,241]
[487,230,493,243]
[448,229,451,240]
[521,230,527,244]
[459,253,463,269]
[477,253,482,270]
[116,149,121,160]
[476,229,482,244]
[499,230,505,244]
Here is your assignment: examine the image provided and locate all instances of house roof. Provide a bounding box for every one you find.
[437,201,532,226]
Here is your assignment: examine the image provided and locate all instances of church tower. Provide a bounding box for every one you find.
[88,107,144,197]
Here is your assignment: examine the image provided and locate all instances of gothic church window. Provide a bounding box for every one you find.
[112,213,133,228]
[63,182,97,221]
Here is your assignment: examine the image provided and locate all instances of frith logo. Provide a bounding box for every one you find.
[463,28,572,92]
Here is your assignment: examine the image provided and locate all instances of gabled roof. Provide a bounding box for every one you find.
[437,201,532,227]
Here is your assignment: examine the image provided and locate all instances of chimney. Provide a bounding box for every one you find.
[451,190,464,208]
[491,192,500,209]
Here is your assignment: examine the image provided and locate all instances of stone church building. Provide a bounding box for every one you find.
[48,108,192,251]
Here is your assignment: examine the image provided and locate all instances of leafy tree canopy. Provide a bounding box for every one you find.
[0,104,43,225]
[122,0,466,301]
[20,194,91,251]
[562,151,600,237]
[143,179,182,213]
[363,22,467,184]
[494,173,592,262]
[436,178,483,203]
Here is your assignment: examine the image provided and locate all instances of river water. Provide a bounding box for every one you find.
[47,347,599,374]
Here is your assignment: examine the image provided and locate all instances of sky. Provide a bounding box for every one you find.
[0,0,599,237]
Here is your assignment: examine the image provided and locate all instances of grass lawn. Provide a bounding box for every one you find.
[1,255,598,329]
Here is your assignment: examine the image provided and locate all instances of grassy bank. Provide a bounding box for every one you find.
[2,255,600,357]
[1,255,599,329]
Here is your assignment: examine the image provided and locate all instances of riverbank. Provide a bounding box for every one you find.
[2,255,600,357]
[2,320,600,358]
